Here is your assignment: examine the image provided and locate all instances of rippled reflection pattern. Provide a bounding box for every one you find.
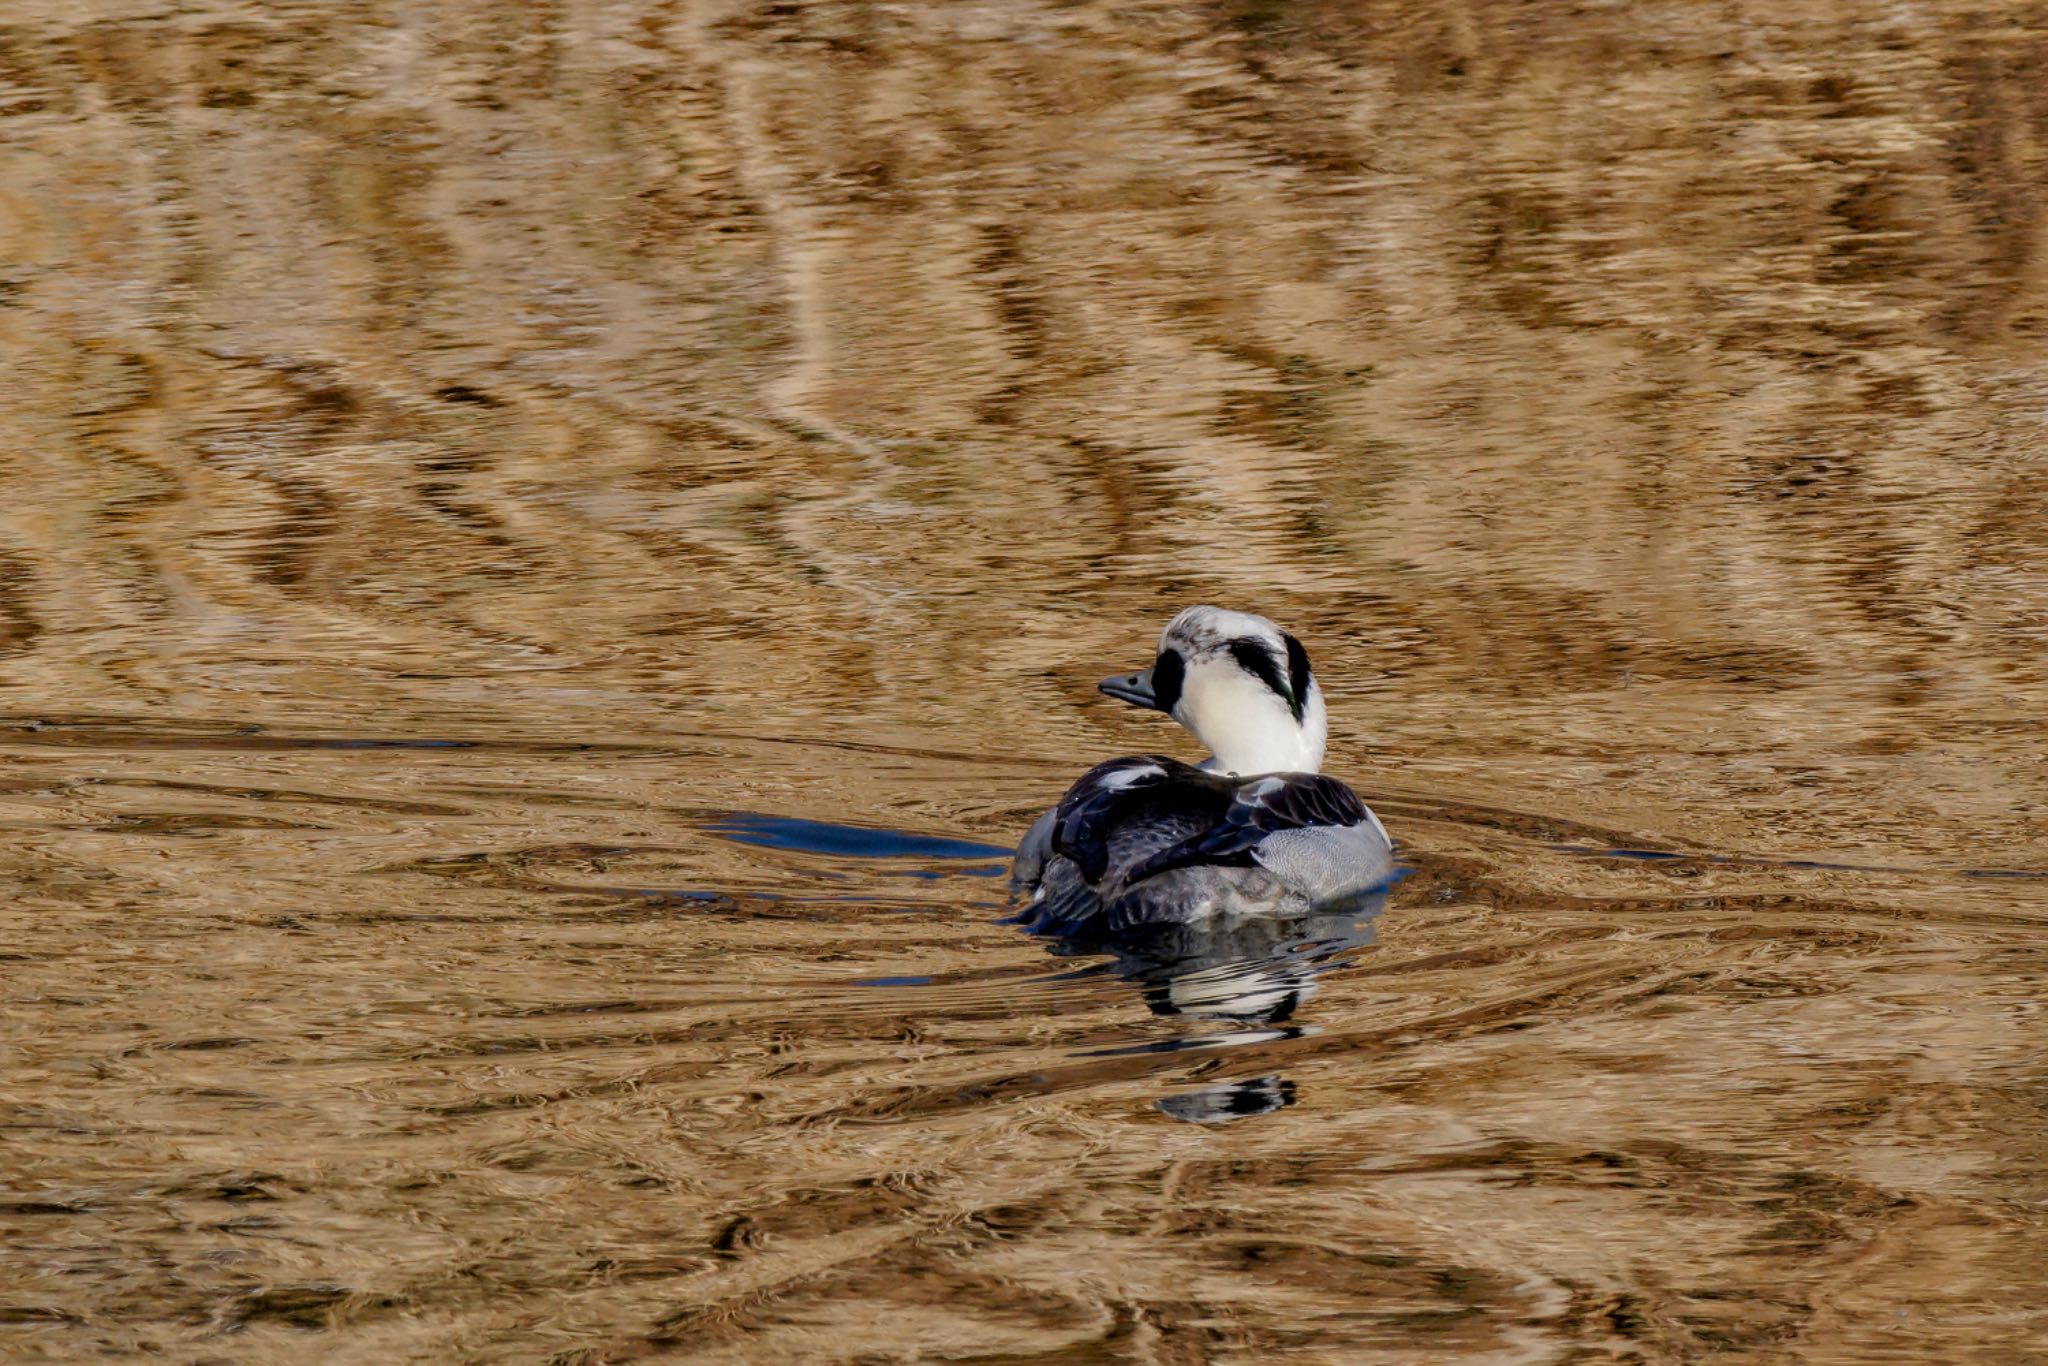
[3,0,2047,1359]
[1061,901,1386,1120]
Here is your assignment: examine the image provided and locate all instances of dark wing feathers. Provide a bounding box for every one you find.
[1045,757,1369,896]
[1261,772,1368,828]
[1051,756,1185,882]
[1048,757,1236,888]
[1124,772,1368,885]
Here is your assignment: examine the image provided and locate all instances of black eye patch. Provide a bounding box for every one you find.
[1151,648,1186,713]
[1226,638,1301,720]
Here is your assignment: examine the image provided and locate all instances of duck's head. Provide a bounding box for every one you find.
[1098,606,1328,776]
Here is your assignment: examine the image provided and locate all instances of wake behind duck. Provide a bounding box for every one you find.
[1011,607,1393,934]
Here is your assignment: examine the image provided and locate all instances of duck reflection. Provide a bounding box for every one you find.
[1157,1076,1297,1124]
[1033,892,1385,1123]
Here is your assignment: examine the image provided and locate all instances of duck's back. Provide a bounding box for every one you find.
[1013,756,1370,934]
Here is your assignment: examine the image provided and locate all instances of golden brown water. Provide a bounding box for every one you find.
[4,0,2048,1359]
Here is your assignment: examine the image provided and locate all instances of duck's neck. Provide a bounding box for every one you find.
[1178,661,1330,776]
[1193,707,1327,777]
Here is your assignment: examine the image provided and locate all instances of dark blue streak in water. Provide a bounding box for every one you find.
[707,813,1012,861]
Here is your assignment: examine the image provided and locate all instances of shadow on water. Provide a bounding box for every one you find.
[706,812,1012,864]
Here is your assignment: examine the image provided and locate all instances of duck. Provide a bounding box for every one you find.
[1011,606,1393,934]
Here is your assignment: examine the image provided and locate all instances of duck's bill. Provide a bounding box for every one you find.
[1099,669,1162,710]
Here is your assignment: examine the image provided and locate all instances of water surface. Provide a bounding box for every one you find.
[2,0,2047,1359]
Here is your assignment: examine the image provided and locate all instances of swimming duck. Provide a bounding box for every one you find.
[1011,607,1393,933]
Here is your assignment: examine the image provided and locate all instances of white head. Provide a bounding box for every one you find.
[1098,606,1329,776]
